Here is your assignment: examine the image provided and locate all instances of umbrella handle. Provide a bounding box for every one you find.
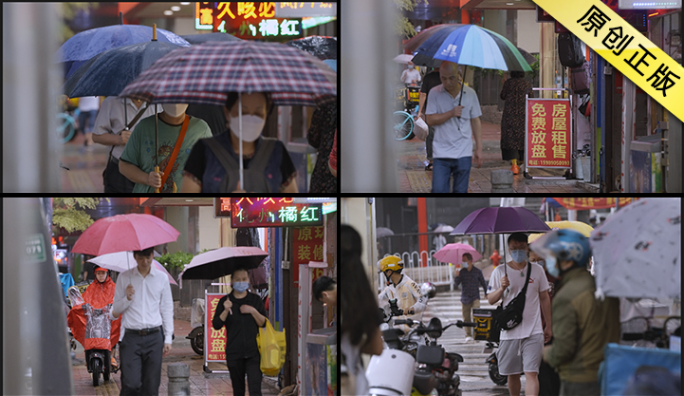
[456,65,467,119]
[154,166,160,193]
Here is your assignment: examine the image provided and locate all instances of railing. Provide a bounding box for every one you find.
[377,250,454,291]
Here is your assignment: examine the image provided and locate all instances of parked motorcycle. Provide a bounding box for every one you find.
[369,316,476,396]
[187,298,205,356]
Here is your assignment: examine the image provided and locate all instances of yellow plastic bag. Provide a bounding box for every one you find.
[256,320,286,377]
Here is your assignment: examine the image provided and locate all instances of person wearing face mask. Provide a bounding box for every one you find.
[376,255,427,334]
[212,267,267,396]
[119,102,212,193]
[182,92,298,193]
[532,230,620,396]
[487,233,552,396]
[453,253,488,343]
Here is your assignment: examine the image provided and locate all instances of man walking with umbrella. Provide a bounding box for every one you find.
[112,247,174,396]
[425,61,483,193]
[119,104,211,193]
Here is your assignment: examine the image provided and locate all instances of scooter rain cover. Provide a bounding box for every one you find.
[67,276,121,351]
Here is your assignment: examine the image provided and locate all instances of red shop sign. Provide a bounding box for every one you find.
[525,98,572,169]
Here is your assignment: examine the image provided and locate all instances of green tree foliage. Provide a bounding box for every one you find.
[157,251,195,271]
[59,3,100,44]
[52,198,108,234]
[394,0,429,38]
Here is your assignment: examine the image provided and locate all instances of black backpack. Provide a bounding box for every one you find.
[490,263,532,342]
[558,32,585,68]
[205,136,277,193]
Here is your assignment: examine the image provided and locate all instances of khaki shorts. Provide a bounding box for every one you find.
[496,333,544,375]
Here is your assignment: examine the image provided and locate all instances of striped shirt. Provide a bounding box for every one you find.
[454,266,488,305]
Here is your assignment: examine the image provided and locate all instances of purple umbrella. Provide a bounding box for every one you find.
[451,207,551,276]
[451,207,551,235]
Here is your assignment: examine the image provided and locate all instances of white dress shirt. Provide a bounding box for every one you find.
[113,264,174,345]
[92,97,162,160]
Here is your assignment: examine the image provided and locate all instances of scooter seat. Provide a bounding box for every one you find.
[413,370,439,395]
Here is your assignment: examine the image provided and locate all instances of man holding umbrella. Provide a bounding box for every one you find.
[425,61,483,193]
[112,247,174,396]
[119,104,212,193]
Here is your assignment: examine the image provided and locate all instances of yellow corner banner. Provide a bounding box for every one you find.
[532,0,684,122]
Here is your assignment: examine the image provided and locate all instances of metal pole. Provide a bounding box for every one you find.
[341,0,398,191]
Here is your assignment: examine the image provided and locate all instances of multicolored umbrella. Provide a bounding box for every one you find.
[403,24,465,54]
[412,24,532,72]
[410,24,532,106]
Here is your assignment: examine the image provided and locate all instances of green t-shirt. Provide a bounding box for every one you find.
[120,114,212,193]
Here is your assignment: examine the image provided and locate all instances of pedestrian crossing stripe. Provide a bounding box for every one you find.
[532,0,684,122]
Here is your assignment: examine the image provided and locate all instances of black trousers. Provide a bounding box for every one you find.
[227,355,262,396]
[119,329,164,396]
[104,158,135,193]
[426,126,435,161]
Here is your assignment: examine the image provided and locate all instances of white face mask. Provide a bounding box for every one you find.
[229,114,265,142]
[162,103,188,117]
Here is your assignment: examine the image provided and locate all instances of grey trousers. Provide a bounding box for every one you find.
[119,328,164,396]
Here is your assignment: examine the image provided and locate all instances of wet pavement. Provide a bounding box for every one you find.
[71,319,281,396]
[396,120,599,193]
[60,133,109,193]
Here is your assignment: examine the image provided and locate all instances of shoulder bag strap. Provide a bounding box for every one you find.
[520,262,532,297]
[160,115,190,188]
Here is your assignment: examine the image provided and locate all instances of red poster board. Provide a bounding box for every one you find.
[205,292,227,362]
[292,227,324,287]
[525,98,572,169]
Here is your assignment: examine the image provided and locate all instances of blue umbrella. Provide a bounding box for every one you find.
[412,24,531,106]
[180,32,241,44]
[62,40,188,98]
[56,24,190,79]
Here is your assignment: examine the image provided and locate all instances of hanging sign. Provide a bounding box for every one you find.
[525,98,573,169]
[205,292,227,362]
[532,0,684,122]
[292,227,324,286]
[229,198,323,228]
[549,197,636,209]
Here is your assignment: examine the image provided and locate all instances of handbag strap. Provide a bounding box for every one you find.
[161,115,190,188]
[501,262,533,306]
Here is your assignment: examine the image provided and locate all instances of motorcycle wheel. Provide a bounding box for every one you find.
[488,363,507,386]
[92,359,101,387]
[191,329,204,356]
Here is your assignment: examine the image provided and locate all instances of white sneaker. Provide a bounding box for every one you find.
[465,336,473,343]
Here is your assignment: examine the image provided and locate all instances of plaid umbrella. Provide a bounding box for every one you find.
[121,40,336,190]
[120,41,337,107]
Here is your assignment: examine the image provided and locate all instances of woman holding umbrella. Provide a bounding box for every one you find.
[182,92,298,193]
[212,267,268,396]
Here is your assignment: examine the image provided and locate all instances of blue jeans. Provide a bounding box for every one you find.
[432,157,471,193]
[78,110,97,134]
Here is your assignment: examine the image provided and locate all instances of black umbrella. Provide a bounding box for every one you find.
[180,32,241,45]
[285,36,337,60]
[178,247,268,284]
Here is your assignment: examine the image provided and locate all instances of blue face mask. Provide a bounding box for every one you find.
[233,281,249,293]
[545,257,560,278]
[510,249,527,263]
[462,262,469,268]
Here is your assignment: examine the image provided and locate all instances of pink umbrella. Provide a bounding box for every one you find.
[434,243,482,264]
[88,252,178,286]
[72,213,180,256]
